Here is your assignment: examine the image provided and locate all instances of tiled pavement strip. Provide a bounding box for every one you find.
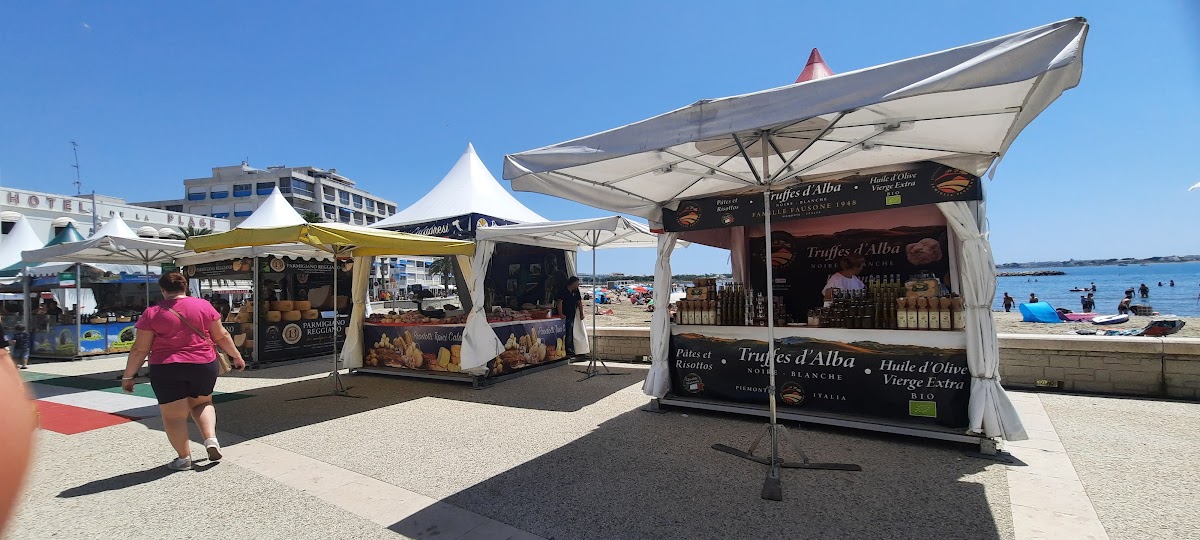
[1004,391,1109,540]
[20,364,1108,539]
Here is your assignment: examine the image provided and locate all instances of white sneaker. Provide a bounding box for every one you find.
[204,438,222,461]
[167,456,192,471]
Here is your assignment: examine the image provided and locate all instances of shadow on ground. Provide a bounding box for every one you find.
[392,406,1011,540]
[205,361,646,439]
[57,460,219,498]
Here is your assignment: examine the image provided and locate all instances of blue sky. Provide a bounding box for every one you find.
[2,1,1197,274]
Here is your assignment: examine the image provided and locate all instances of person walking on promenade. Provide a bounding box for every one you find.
[9,324,30,370]
[1002,293,1014,312]
[120,272,246,471]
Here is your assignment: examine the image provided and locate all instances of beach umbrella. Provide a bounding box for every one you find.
[1188,180,1200,192]
[504,18,1088,499]
[22,215,187,308]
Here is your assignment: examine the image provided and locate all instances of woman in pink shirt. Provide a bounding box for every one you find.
[121,272,246,470]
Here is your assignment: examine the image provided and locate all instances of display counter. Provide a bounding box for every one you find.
[357,317,568,386]
[32,320,139,359]
[664,323,979,442]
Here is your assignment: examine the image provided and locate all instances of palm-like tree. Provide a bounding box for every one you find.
[301,210,322,223]
[427,257,453,289]
[177,226,213,238]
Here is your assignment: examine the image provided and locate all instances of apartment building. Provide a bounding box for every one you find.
[133,162,398,228]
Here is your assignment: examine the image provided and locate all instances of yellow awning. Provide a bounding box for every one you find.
[185,222,475,257]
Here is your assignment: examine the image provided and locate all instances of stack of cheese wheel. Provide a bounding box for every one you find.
[271,300,295,311]
[302,309,320,320]
[266,311,282,322]
[282,310,302,321]
[294,300,312,311]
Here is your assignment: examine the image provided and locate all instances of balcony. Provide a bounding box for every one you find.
[210,191,229,199]
[187,193,206,201]
[234,211,253,217]
[233,189,252,197]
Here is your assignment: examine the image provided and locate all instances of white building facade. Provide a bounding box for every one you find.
[0,187,229,243]
[133,162,399,228]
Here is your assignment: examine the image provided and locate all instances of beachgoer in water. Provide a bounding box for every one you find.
[1081,293,1095,313]
[1028,292,1039,304]
[1090,282,1097,291]
[1170,280,1175,287]
[1002,293,1014,312]
[1139,283,1149,298]
[1159,282,1164,287]
[1118,296,1132,315]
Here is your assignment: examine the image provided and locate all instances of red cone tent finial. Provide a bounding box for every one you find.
[795,48,834,83]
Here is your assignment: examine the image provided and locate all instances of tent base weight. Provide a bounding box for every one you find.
[713,424,861,501]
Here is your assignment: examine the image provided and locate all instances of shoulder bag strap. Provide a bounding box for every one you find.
[166,305,215,347]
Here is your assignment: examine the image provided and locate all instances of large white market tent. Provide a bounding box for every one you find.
[504,18,1090,442]
[175,188,334,267]
[372,143,547,232]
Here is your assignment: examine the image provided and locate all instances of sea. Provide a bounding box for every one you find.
[994,261,1200,317]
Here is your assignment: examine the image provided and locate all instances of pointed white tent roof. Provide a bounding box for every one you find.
[373,143,546,229]
[237,187,306,228]
[0,217,46,269]
[90,215,137,239]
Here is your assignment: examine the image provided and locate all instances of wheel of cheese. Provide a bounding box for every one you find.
[242,340,254,350]
[282,310,302,321]
[293,301,312,311]
[272,300,295,311]
[266,311,282,322]
[302,309,319,320]
[236,311,253,323]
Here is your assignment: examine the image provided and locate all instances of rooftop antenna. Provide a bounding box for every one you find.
[70,140,83,195]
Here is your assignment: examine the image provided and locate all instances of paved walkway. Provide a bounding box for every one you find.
[8,355,1198,539]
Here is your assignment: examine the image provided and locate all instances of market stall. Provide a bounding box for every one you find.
[175,189,354,368]
[504,15,1089,464]
[187,189,474,396]
[472,216,687,379]
[14,216,174,359]
[354,144,579,385]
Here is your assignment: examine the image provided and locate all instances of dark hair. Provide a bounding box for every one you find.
[15,323,25,331]
[158,271,189,294]
[567,276,580,285]
[836,254,865,271]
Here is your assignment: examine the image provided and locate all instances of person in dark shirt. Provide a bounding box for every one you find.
[42,300,63,317]
[1002,293,1014,312]
[9,324,30,370]
[556,277,584,355]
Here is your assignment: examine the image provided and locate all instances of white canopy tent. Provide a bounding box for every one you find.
[0,217,45,271]
[373,143,547,232]
[469,216,688,376]
[505,18,1090,447]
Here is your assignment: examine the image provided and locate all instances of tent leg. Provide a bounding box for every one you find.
[711,132,858,499]
[290,248,364,400]
[577,233,622,382]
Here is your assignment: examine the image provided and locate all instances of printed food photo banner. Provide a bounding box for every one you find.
[661,161,980,232]
[747,219,952,321]
[670,329,971,428]
[363,318,568,377]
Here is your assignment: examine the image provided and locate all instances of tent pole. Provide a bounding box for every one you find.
[22,268,30,334]
[75,262,82,358]
[577,231,620,381]
[713,132,861,499]
[144,261,151,308]
[290,248,362,400]
[252,256,259,369]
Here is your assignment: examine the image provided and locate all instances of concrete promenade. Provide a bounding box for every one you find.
[9,354,1198,539]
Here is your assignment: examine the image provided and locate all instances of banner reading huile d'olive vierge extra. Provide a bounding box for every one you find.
[669,329,971,428]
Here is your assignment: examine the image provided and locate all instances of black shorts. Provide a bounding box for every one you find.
[148,361,218,404]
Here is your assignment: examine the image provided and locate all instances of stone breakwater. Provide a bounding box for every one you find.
[997,270,1067,277]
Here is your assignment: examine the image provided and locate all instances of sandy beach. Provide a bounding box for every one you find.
[583,299,1200,338]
